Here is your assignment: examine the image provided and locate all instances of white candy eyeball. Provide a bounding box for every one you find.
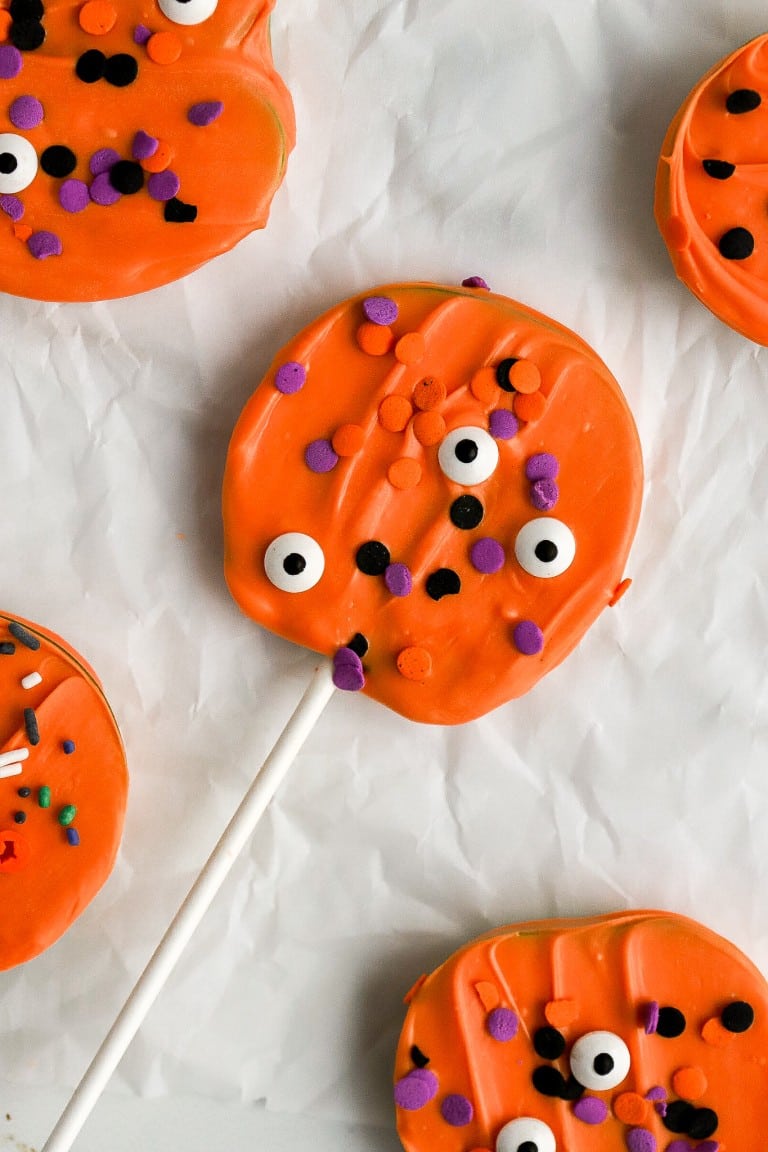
[569,1031,630,1090]
[514,518,575,579]
[438,426,499,486]
[497,1117,556,1152]
[264,533,325,593]
[0,134,37,193]
[157,0,218,25]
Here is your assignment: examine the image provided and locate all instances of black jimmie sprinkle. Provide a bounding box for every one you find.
[24,707,39,746]
[9,622,39,650]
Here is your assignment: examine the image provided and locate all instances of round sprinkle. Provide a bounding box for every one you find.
[9,94,42,129]
[701,1017,732,1047]
[275,361,306,395]
[347,633,369,658]
[469,367,497,404]
[0,194,23,220]
[89,147,119,176]
[76,48,106,82]
[103,53,139,87]
[58,804,76,827]
[513,620,543,655]
[41,145,77,178]
[357,321,394,356]
[489,409,518,439]
[514,390,547,423]
[38,785,51,808]
[702,158,735,180]
[332,647,364,692]
[141,140,172,173]
[661,1101,695,1135]
[363,295,398,326]
[62,740,75,754]
[396,646,432,681]
[726,88,761,113]
[132,130,158,160]
[394,332,425,365]
[356,540,390,576]
[16,787,30,798]
[412,376,446,411]
[656,1006,686,1037]
[450,495,484,530]
[388,457,422,489]
[507,359,541,394]
[461,275,490,289]
[672,1067,707,1100]
[688,1109,718,1140]
[412,410,445,445]
[79,1,117,35]
[470,537,505,574]
[626,1128,656,1152]
[394,1069,438,1111]
[133,23,151,44]
[384,562,412,597]
[13,811,25,824]
[378,395,412,431]
[440,1095,473,1127]
[90,171,121,206]
[644,1001,660,1034]
[544,999,578,1027]
[66,828,81,847]
[721,1000,754,1032]
[530,478,559,511]
[426,568,460,601]
[718,226,754,260]
[28,231,62,259]
[533,1026,566,1059]
[614,1094,650,1126]
[532,1066,567,1097]
[109,160,144,194]
[59,179,90,213]
[304,439,338,474]
[147,31,182,65]
[10,20,44,51]
[147,169,180,201]
[486,1007,518,1041]
[574,1097,608,1125]
[526,452,559,481]
[188,100,224,126]
[331,423,364,456]
[410,1045,429,1069]
[10,2,44,21]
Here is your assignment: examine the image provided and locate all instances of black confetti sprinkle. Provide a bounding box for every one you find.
[426,568,461,601]
[347,633,369,658]
[726,88,761,114]
[164,197,198,223]
[41,145,77,178]
[721,1000,754,1032]
[719,227,754,260]
[410,1045,429,1068]
[356,541,390,576]
[656,1006,686,1037]
[104,53,139,87]
[109,160,144,194]
[449,495,484,530]
[663,1101,696,1134]
[703,159,735,180]
[533,1026,566,1060]
[76,49,106,83]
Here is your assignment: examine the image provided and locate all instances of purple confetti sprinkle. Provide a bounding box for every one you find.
[644,1001,660,1035]
[59,179,90,214]
[470,537,505,575]
[363,295,398,326]
[148,170,180,202]
[275,361,306,395]
[574,1097,608,1125]
[132,130,158,161]
[654,1101,668,1118]
[626,1128,656,1152]
[133,24,152,44]
[332,647,364,692]
[9,95,43,130]
[384,562,412,597]
[90,172,121,206]
[461,275,490,290]
[530,478,559,511]
[66,827,80,847]
[28,231,62,260]
[305,439,338,474]
[0,46,23,79]
[89,148,120,177]
[489,409,518,440]
[513,619,543,656]
[525,452,559,481]
[644,1086,666,1102]
[440,1095,473,1128]
[0,194,23,221]
[188,100,224,126]
[486,1007,518,1041]
[394,1069,438,1111]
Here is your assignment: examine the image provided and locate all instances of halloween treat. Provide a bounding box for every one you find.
[395,910,767,1152]
[0,611,127,969]
[0,0,294,300]
[223,280,642,725]
[656,33,768,343]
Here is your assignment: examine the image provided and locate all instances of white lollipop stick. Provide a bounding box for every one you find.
[42,659,336,1152]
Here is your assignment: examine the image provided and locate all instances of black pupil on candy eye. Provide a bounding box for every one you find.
[283,553,306,576]
[0,153,17,174]
[535,540,558,563]
[519,1143,538,1152]
[593,1052,614,1076]
[454,438,478,464]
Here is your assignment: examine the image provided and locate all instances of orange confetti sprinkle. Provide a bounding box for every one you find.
[514,390,547,423]
[378,395,412,432]
[609,577,632,606]
[403,973,427,1004]
[331,423,364,456]
[140,140,173,173]
[412,375,446,411]
[78,0,117,35]
[506,359,542,394]
[612,1092,649,1126]
[388,457,422,490]
[412,410,445,446]
[702,1017,733,1047]
[0,828,29,872]
[544,999,578,1028]
[357,322,394,357]
[13,224,32,242]
[469,366,498,405]
[672,1066,708,1100]
[474,982,500,1012]
[147,31,183,65]
[397,646,433,681]
[0,10,12,41]
[395,331,425,365]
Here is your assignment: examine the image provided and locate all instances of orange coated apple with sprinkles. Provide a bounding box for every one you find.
[223,281,642,726]
[0,0,294,300]
[394,911,768,1152]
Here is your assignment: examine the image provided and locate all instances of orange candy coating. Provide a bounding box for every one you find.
[223,282,641,725]
[0,612,127,969]
[395,911,768,1152]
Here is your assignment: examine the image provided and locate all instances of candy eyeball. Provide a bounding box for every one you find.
[438,426,499,486]
[569,1030,631,1090]
[264,533,325,593]
[496,1117,556,1152]
[0,135,38,194]
[157,0,218,25]
[514,518,575,578]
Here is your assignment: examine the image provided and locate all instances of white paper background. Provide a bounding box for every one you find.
[3,1,768,1149]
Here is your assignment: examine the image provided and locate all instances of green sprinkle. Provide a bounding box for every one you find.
[38,785,51,809]
[58,804,77,827]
